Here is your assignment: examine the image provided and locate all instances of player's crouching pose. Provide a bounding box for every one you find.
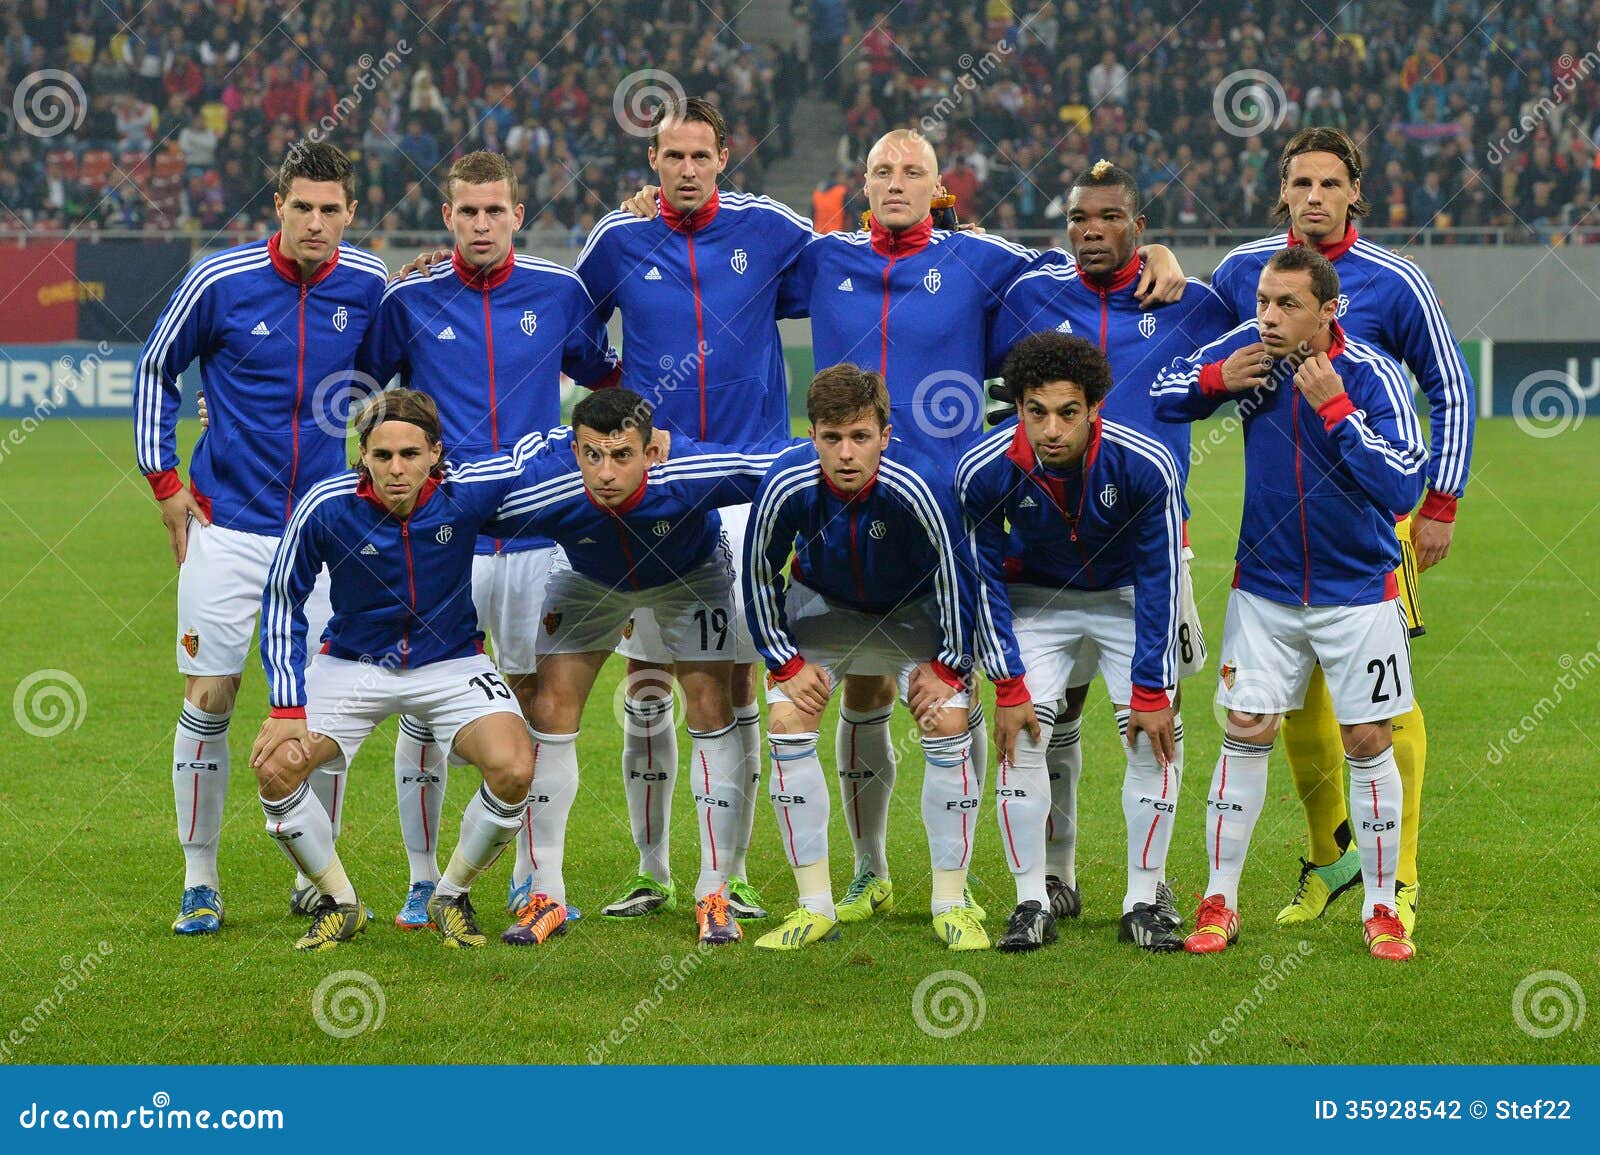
[745,365,983,952]
[251,389,563,951]
[959,333,1186,953]
[1152,247,1426,961]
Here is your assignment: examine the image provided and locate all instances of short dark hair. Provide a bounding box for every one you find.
[354,388,444,475]
[1264,245,1342,306]
[278,140,356,204]
[1070,158,1141,214]
[448,150,518,206]
[572,387,653,446]
[1273,127,1371,222]
[807,363,891,429]
[650,96,728,153]
[1000,332,1113,408]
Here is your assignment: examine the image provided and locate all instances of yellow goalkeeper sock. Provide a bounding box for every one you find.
[1282,666,1350,866]
[1390,697,1427,884]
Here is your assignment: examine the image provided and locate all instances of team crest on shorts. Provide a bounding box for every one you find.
[1219,663,1236,689]
[622,617,635,639]
[543,612,563,635]
[181,630,199,658]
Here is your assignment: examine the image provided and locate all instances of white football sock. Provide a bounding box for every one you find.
[522,729,579,904]
[174,703,230,890]
[437,782,528,899]
[1203,736,1272,909]
[395,716,446,884]
[1044,712,1083,885]
[769,732,827,868]
[967,698,988,795]
[1119,709,1179,912]
[728,700,762,878]
[997,704,1054,908]
[261,780,354,905]
[296,765,347,892]
[1167,714,1186,883]
[920,731,978,895]
[621,695,675,880]
[689,720,743,900]
[835,705,896,879]
[1347,746,1403,919]
[794,858,835,921]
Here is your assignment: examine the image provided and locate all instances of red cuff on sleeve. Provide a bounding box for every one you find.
[993,675,1030,708]
[930,660,966,691]
[1418,490,1458,523]
[270,706,306,719]
[770,654,805,683]
[1198,362,1228,397]
[586,363,623,391]
[1316,392,1357,431]
[1129,685,1171,712]
[146,469,183,501]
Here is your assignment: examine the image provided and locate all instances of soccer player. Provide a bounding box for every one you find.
[1152,246,1427,962]
[959,332,1185,952]
[135,141,388,935]
[484,388,792,947]
[1207,128,1474,935]
[252,389,562,950]
[359,150,621,930]
[987,160,1236,923]
[745,365,982,952]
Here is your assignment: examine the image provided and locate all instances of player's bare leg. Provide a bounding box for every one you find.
[677,659,743,944]
[834,673,897,923]
[173,674,240,933]
[605,658,679,919]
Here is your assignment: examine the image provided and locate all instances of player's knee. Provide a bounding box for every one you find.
[841,673,895,711]
[767,705,814,736]
[256,752,311,801]
[482,757,533,802]
[730,663,756,707]
[927,707,971,738]
[1226,710,1280,743]
[1340,721,1391,760]
[185,675,240,715]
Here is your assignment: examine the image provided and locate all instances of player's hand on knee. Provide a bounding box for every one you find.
[1126,704,1176,767]
[1411,513,1453,571]
[250,716,311,771]
[780,661,832,717]
[994,700,1040,764]
[157,488,210,566]
[621,185,661,218]
[1134,243,1186,306]
[391,248,449,282]
[907,663,959,730]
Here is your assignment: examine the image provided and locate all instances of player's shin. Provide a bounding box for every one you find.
[1044,714,1083,885]
[921,731,977,914]
[835,705,896,879]
[769,732,833,917]
[999,708,1053,908]
[622,695,676,879]
[1120,709,1179,912]
[1346,745,1402,918]
[438,782,529,898]
[262,780,354,904]
[298,765,347,893]
[522,729,579,904]
[1204,737,1272,908]
[395,716,446,884]
[174,703,231,889]
[967,698,988,794]
[689,720,742,899]
[728,700,762,878]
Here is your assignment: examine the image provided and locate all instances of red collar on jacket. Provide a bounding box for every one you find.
[355,473,441,516]
[869,213,933,258]
[821,465,880,502]
[268,231,339,286]
[660,187,720,232]
[453,246,516,289]
[1077,252,1142,294]
[1325,318,1348,358]
[587,474,650,515]
[1004,416,1101,509]
[1287,220,1358,261]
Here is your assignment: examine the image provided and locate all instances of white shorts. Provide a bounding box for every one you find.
[306,652,524,773]
[1011,584,1139,706]
[471,546,562,675]
[616,505,757,665]
[1215,588,1414,725]
[1176,546,1208,680]
[535,551,740,662]
[176,518,331,676]
[764,583,970,710]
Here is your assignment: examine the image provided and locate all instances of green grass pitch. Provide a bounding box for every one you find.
[0,417,1595,1064]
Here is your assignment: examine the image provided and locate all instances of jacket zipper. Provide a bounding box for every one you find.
[610,516,641,591]
[401,520,416,666]
[848,505,867,602]
[1292,390,1311,603]
[285,283,308,521]
[686,231,707,438]
[482,288,504,552]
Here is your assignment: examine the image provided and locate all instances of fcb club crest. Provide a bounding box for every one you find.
[1336,293,1350,317]
[543,612,563,635]
[436,524,454,544]
[1138,313,1157,339]
[1220,663,1236,689]
[923,268,942,294]
[622,617,636,640]
[331,306,349,333]
[730,248,748,275]
[652,519,672,537]
[868,519,888,540]
[181,630,199,658]
[1099,483,1118,508]
[520,310,538,335]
